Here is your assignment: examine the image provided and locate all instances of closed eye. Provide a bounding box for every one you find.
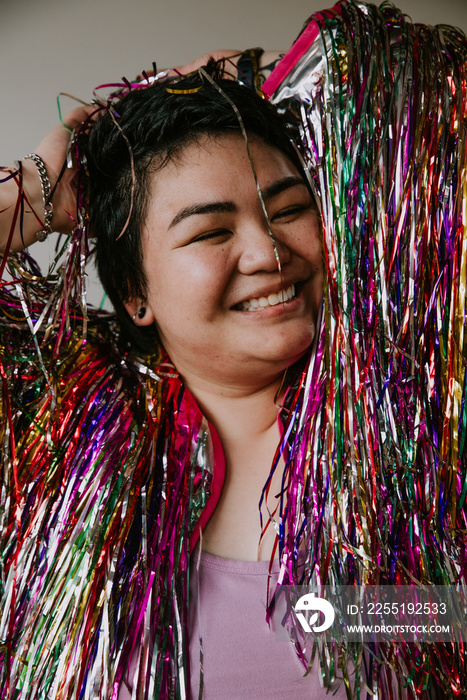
[272,204,311,221]
[192,229,231,243]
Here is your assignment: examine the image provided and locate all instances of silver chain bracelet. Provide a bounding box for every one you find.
[24,153,53,241]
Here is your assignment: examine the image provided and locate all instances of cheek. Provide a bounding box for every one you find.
[306,223,323,271]
[294,232,323,276]
[143,249,229,320]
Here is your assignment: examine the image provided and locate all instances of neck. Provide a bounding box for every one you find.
[181,371,286,446]
[181,371,287,561]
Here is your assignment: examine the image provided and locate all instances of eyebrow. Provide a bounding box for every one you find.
[169,201,236,229]
[260,176,307,201]
[168,176,307,229]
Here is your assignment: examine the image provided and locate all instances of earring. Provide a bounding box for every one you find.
[132,307,146,321]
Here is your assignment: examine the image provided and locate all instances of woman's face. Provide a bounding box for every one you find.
[128,132,323,391]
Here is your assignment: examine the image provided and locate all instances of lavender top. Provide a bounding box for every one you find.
[188,549,347,699]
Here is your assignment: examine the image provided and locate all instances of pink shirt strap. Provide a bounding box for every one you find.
[262,3,343,98]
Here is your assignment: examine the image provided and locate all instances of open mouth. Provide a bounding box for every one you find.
[236,283,297,312]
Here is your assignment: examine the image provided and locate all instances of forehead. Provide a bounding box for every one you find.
[147,132,301,211]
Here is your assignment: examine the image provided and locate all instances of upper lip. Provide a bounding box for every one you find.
[231,279,303,308]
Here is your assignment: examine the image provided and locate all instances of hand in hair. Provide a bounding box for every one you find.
[170,50,284,81]
[137,50,283,84]
[170,49,241,78]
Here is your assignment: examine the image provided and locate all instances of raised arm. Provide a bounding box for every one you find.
[1,53,284,255]
[0,104,93,253]
[149,49,284,88]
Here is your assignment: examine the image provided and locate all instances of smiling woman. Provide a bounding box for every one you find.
[1,2,467,699]
[0,64,345,700]
[132,133,322,393]
[81,76,326,575]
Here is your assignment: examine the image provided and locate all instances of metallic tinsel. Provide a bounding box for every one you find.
[1,2,467,698]
[0,238,214,699]
[264,1,467,697]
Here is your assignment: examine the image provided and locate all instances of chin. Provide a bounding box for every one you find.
[259,337,314,372]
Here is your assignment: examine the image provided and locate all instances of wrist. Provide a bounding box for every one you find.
[24,153,54,241]
[237,48,264,93]
[16,158,52,247]
[236,50,285,92]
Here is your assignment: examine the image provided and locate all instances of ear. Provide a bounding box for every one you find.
[124,299,156,327]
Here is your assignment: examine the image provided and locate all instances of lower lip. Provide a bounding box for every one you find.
[233,287,305,319]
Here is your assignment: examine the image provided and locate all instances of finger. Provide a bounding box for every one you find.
[62,104,98,131]
[168,50,241,78]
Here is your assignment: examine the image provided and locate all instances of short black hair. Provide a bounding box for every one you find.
[79,63,304,352]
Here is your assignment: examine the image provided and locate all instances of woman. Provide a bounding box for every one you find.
[1,2,467,698]
[0,62,341,700]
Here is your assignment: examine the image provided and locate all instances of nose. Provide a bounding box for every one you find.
[237,221,291,275]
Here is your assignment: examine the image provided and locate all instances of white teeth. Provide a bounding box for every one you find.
[277,290,287,302]
[267,293,280,306]
[240,284,296,311]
